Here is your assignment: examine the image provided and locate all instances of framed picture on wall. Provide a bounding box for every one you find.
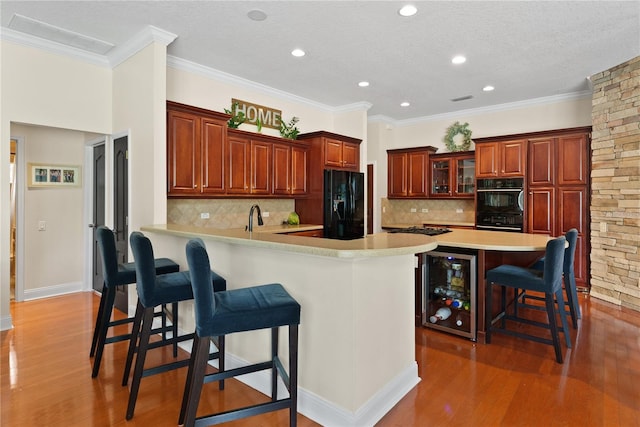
[27,163,81,188]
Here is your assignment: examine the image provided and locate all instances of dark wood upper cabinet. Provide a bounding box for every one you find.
[557,133,588,185]
[387,146,437,199]
[167,101,308,198]
[475,139,526,178]
[167,102,229,196]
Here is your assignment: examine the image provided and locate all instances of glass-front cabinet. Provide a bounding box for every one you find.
[422,249,477,340]
[429,151,475,198]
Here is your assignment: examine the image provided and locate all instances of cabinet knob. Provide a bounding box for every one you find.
[194,184,198,188]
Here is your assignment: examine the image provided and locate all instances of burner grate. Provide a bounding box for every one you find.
[387,226,452,236]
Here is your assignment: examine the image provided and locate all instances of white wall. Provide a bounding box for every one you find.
[0,40,112,327]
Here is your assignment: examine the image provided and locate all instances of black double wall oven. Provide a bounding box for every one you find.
[475,177,525,232]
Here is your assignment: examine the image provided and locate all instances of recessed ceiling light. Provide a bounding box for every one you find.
[358,81,370,87]
[451,55,466,65]
[483,85,495,92]
[398,5,418,17]
[291,48,305,57]
[400,101,410,107]
[247,9,267,21]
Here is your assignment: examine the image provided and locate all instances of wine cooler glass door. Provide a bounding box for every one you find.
[423,251,476,340]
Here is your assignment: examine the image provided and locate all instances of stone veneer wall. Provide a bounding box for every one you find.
[381,198,475,225]
[167,199,295,229]
[590,56,640,311]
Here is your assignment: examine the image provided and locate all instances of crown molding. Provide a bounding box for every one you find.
[108,25,177,68]
[0,27,110,67]
[167,55,337,113]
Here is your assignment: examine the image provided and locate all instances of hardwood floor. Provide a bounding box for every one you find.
[2,292,639,426]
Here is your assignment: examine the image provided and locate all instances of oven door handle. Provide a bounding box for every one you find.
[476,225,523,232]
[518,190,525,211]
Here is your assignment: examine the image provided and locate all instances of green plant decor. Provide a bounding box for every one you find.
[444,121,473,152]
[279,116,300,140]
[255,117,263,133]
[224,102,246,129]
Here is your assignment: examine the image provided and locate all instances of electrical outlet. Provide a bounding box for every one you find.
[200,212,210,219]
[262,211,270,217]
[600,222,607,233]
[410,208,417,213]
[38,220,46,231]
[383,206,386,213]
[456,208,463,213]
[421,208,429,213]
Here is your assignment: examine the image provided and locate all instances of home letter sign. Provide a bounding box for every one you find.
[231,98,282,130]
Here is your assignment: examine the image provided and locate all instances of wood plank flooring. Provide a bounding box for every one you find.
[2,292,639,426]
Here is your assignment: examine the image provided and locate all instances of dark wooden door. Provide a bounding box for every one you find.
[367,164,373,235]
[113,136,128,314]
[92,144,106,293]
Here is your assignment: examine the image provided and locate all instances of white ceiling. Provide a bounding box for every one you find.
[1,1,639,122]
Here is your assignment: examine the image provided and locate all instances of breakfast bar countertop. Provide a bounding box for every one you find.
[141,223,438,258]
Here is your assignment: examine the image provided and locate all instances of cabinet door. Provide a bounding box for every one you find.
[201,118,226,194]
[558,186,588,287]
[475,143,498,177]
[528,187,555,234]
[558,133,588,185]
[251,140,272,195]
[454,157,476,197]
[167,110,200,194]
[291,145,308,195]
[325,139,344,168]
[408,151,429,197]
[273,144,291,195]
[501,140,526,176]
[429,158,450,197]
[528,137,555,186]
[342,142,359,170]
[227,135,250,194]
[388,152,407,197]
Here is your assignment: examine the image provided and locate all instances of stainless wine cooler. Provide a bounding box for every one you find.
[422,250,477,340]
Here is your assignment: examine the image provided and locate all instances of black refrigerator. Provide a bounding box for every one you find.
[323,169,365,240]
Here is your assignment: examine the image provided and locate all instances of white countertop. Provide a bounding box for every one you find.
[142,224,438,258]
[432,228,552,251]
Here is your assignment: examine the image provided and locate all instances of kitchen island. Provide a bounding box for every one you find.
[140,224,437,427]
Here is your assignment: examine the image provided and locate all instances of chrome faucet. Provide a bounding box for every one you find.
[247,204,264,232]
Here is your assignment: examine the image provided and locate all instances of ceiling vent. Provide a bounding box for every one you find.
[450,95,473,102]
[8,13,114,55]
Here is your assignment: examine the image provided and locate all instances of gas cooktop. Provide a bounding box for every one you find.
[387,226,452,236]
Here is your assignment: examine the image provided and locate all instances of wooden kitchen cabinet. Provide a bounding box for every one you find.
[250,139,272,195]
[273,143,308,196]
[475,139,526,178]
[226,133,251,194]
[295,131,362,225]
[387,146,437,198]
[429,151,475,198]
[526,129,591,289]
[167,101,229,196]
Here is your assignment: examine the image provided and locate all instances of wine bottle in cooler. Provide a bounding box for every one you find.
[429,307,451,323]
[455,313,464,327]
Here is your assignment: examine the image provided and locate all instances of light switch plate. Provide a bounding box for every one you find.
[200,212,210,219]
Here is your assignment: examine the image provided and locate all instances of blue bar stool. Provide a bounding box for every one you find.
[520,228,581,328]
[486,236,570,363]
[125,232,226,420]
[91,226,180,378]
[179,238,301,427]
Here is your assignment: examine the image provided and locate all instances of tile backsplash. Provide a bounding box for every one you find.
[381,198,474,225]
[167,199,296,229]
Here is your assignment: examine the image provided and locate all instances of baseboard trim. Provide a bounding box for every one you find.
[0,314,13,331]
[23,281,84,301]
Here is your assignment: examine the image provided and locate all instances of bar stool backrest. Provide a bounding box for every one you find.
[129,231,159,308]
[96,226,119,288]
[185,239,215,337]
[544,236,566,293]
[564,229,578,275]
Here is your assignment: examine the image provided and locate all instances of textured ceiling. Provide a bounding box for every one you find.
[1,1,639,121]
